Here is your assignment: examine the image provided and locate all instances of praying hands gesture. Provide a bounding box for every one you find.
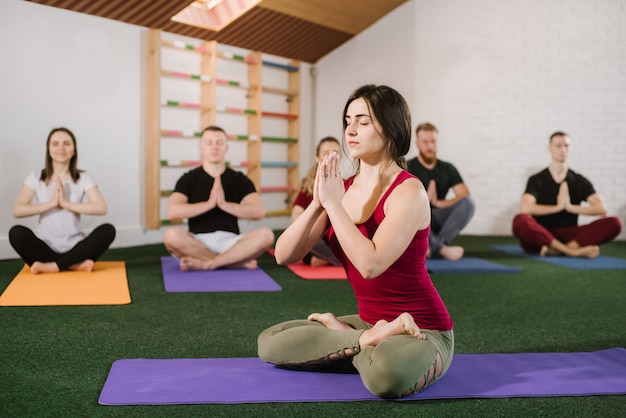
[40,177,70,213]
[556,181,606,217]
[315,152,344,212]
[206,175,225,211]
[56,177,107,215]
[557,181,572,212]
[426,179,438,206]
[55,177,71,210]
[13,175,106,219]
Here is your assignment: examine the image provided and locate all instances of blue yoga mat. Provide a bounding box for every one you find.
[161,256,282,292]
[99,348,626,405]
[427,257,522,274]
[489,244,626,270]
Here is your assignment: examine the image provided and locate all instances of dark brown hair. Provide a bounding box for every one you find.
[40,127,81,183]
[299,136,341,196]
[342,84,412,172]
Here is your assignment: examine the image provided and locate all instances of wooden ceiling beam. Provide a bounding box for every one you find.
[259,0,407,35]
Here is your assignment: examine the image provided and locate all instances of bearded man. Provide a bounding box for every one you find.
[406,123,475,260]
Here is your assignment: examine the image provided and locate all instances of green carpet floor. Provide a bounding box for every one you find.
[0,235,624,417]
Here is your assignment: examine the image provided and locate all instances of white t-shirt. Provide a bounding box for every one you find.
[24,171,96,253]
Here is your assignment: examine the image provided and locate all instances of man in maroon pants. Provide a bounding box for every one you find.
[512,132,621,258]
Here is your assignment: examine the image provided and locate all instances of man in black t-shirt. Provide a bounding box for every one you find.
[163,126,274,271]
[406,123,475,260]
[512,132,621,257]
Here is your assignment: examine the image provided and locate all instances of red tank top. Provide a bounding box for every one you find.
[328,170,453,331]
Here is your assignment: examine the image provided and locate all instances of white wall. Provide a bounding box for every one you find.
[1,0,145,260]
[1,0,624,260]
[314,1,416,176]
[317,0,626,239]
[0,0,312,260]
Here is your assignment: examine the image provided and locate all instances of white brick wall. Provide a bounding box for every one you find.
[411,0,626,238]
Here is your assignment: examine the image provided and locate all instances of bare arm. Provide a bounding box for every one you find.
[166,191,215,220]
[275,164,329,264]
[317,153,429,278]
[290,205,305,222]
[566,192,607,216]
[274,203,329,265]
[61,185,107,215]
[218,191,266,220]
[166,176,265,221]
[209,175,265,220]
[431,181,470,209]
[520,193,563,215]
[12,185,56,218]
[520,181,606,217]
[327,178,430,279]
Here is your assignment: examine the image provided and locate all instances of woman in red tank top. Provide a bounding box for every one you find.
[258,85,454,398]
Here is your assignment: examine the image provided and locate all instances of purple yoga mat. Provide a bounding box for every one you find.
[99,348,626,405]
[161,256,281,292]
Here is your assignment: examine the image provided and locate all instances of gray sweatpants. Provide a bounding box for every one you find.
[257,314,454,398]
[430,196,475,255]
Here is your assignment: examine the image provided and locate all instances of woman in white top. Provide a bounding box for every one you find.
[9,127,115,274]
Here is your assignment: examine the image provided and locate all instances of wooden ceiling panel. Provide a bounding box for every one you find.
[24,0,407,62]
[259,0,408,35]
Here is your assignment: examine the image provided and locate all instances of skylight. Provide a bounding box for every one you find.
[172,0,262,32]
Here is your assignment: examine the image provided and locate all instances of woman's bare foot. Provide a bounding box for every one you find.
[30,261,60,274]
[310,256,331,267]
[439,245,464,261]
[306,313,359,361]
[359,312,425,348]
[308,312,353,331]
[69,259,95,272]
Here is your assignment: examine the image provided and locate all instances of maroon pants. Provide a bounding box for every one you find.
[512,214,622,254]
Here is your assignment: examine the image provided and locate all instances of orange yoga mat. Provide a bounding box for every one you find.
[0,261,131,306]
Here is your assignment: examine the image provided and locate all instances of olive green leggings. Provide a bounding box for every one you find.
[257,314,454,398]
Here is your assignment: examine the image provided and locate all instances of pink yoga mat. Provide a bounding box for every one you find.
[268,249,346,280]
[284,261,347,280]
[99,348,626,405]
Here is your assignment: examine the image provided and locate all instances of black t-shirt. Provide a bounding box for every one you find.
[406,157,464,200]
[524,168,595,228]
[174,167,257,234]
